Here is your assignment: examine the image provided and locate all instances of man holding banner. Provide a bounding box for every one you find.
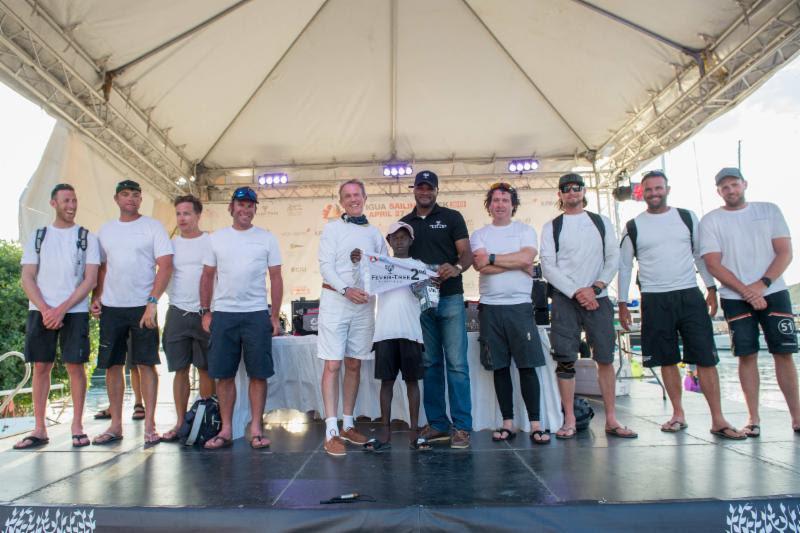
[317,179,387,456]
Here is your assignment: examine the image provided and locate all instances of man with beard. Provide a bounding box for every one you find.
[540,173,636,439]
[618,170,744,440]
[200,186,283,449]
[401,170,473,449]
[91,180,173,446]
[700,168,799,437]
[15,184,100,449]
[318,179,386,456]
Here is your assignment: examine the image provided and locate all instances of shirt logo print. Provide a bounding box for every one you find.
[429,220,447,229]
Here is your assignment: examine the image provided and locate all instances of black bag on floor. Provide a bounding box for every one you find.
[179,395,222,447]
[574,397,595,431]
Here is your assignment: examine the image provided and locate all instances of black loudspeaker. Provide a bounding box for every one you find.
[291,299,320,336]
[531,263,550,325]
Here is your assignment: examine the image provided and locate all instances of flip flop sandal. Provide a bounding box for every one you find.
[741,424,760,438]
[492,428,517,441]
[661,421,688,433]
[160,429,181,443]
[555,426,577,440]
[250,435,271,449]
[13,435,49,450]
[605,426,638,439]
[364,438,391,452]
[711,426,747,440]
[410,437,431,451]
[530,430,551,445]
[92,432,123,446]
[204,435,233,450]
[131,404,146,420]
[144,432,161,446]
[94,408,111,420]
[72,434,90,448]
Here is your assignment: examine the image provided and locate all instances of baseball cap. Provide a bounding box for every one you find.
[714,167,744,185]
[409,170,438,189]
[231,186,259,203]
[116,179,141,194]
[558,173,585,187]
[386,221,414,240]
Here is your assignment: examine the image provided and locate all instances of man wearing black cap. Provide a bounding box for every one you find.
[700,167,799,436]
[540,173,636,439]
[401,170,474,448]
[618,170,744,440]
[200,186,283,449]
[91,179,174,445]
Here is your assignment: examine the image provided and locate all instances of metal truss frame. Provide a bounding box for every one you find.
[599,0,800,184]
[0,0,190,198]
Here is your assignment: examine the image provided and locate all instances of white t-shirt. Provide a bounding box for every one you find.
[373,260,424,344]
[203,226,282,313]
[21,225,101,313]
[98,216,174,308]
[318,219,387,293]
[699,202,791,300]
[539,212,619,298]
[618,208,715,302]
[167,233,211,313]
[470,221,537,305]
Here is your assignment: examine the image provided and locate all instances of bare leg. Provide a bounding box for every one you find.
[137,364,159,441]
[31,362,52,438]
[342,357,361,418]
[737,353,760,427]
[198,368,215,398]
[557,377,576,437]
[206,377,235,448]
[170,367,191,434]
[249,378,268,443]
[406,380,420,443]
[130,365,143,406]
[65,363,87,440]
[321,360,342,419]
[598,362,635,435]
[773,353,800,430]
[100,365,124,439]
[379,379,394,442]
[660,365,685,428]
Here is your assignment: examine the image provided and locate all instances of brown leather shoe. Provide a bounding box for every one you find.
[324,436,346,456]
[450,429,471,449]
[419,424,451,443]
[340,426,368,445]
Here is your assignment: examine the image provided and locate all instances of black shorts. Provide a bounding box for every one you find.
[373,338,424,381]
[162,306,210,372]
[478,303,545,371]
[721,290,798,356]
[549,291,615,364]
[97,306,160,369]
[24,311,90,364]
[208,310,274,379]
[640,288,719,368]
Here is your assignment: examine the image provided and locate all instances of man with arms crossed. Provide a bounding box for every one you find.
[15,184,100,449]
[700,167,799,437]
[91,180,173,445]
[618,170,744,439]
[318,179,386,456]
[161,195,215,442]
[201,186,283,449]
[540,173,636,439]
[401,170,474,448]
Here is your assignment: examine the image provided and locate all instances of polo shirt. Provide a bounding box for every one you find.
[400,203,469,297]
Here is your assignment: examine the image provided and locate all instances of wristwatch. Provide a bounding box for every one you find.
[146,296,158,305]
[199,307,210,317]
[760,276,772,288]
[340,286,349,295]
[592,285,603,296]
[489,254,496,266]
[455,263,464,272]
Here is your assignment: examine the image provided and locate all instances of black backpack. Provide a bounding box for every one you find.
[179,396,222,447]
[573,397,595,431]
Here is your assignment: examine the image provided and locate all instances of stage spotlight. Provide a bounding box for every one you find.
[383,162,412,178]
[256,172,290,187]
[383,168,391,177]
[509,162,517,172]
[508,159,539,174]
[176,176,188,186]
[279,174,288,184]
[390,167,398,176]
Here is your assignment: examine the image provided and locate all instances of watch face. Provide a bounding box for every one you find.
[593,286,602,295]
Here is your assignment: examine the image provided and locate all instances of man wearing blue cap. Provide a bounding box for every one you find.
[200,186,283,449]
[700,167,799,437]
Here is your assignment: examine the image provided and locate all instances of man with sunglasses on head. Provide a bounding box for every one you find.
[15,184,100,450]
[618,170,744,440]
[200,186,283,450]
[700,167,799,437]
[400,170,474,449]
[540,173,636,439]
[91,179,174,446]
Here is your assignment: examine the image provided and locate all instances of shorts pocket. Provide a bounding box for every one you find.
[478,338,493,371]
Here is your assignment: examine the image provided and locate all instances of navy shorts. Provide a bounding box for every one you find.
[25,311,90,364]
[721,290,798,356]
[208,310,274,379]
[373,338,424,381]
[98,306,160,369]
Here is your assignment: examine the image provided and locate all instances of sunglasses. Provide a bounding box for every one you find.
[559,184,584,193]
[232,188,257,202]
[490,182,516,192]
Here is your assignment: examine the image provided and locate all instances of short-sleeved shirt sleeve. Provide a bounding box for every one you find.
[267,232,282,267]
[20,230,39,265]
[203,234,218,267]
[451,211,469,242]
[770,204,791,239]
[152,221,174,259]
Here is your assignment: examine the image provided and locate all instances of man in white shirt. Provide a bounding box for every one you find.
[200,186,283,450]
[700,167,799,437]
[318,179,387,456]
[471,183,549,444]
[161,195,215,443]
[91,180,174,446]
[618,170,744,440]
[15,184,100,450]
[540,173,636,439]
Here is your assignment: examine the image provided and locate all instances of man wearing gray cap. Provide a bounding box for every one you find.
[700,167,799,437]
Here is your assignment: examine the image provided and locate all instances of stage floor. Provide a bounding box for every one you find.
[1,379,799,531]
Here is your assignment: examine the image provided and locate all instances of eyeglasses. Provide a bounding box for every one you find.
[559,184,584,193]
[232,188,257,202]
[490,182,516,192]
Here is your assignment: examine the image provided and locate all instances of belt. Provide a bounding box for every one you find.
[322,283,339,293]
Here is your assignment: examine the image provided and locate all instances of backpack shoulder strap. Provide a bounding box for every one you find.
[77,226,88,251]
[34,226,47,255]
[586,211,606,257]
[676,208,694,250]
[552,214,564,254]
[624,219,638,258]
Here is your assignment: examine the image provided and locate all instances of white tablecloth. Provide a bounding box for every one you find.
[232,327,563,439]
